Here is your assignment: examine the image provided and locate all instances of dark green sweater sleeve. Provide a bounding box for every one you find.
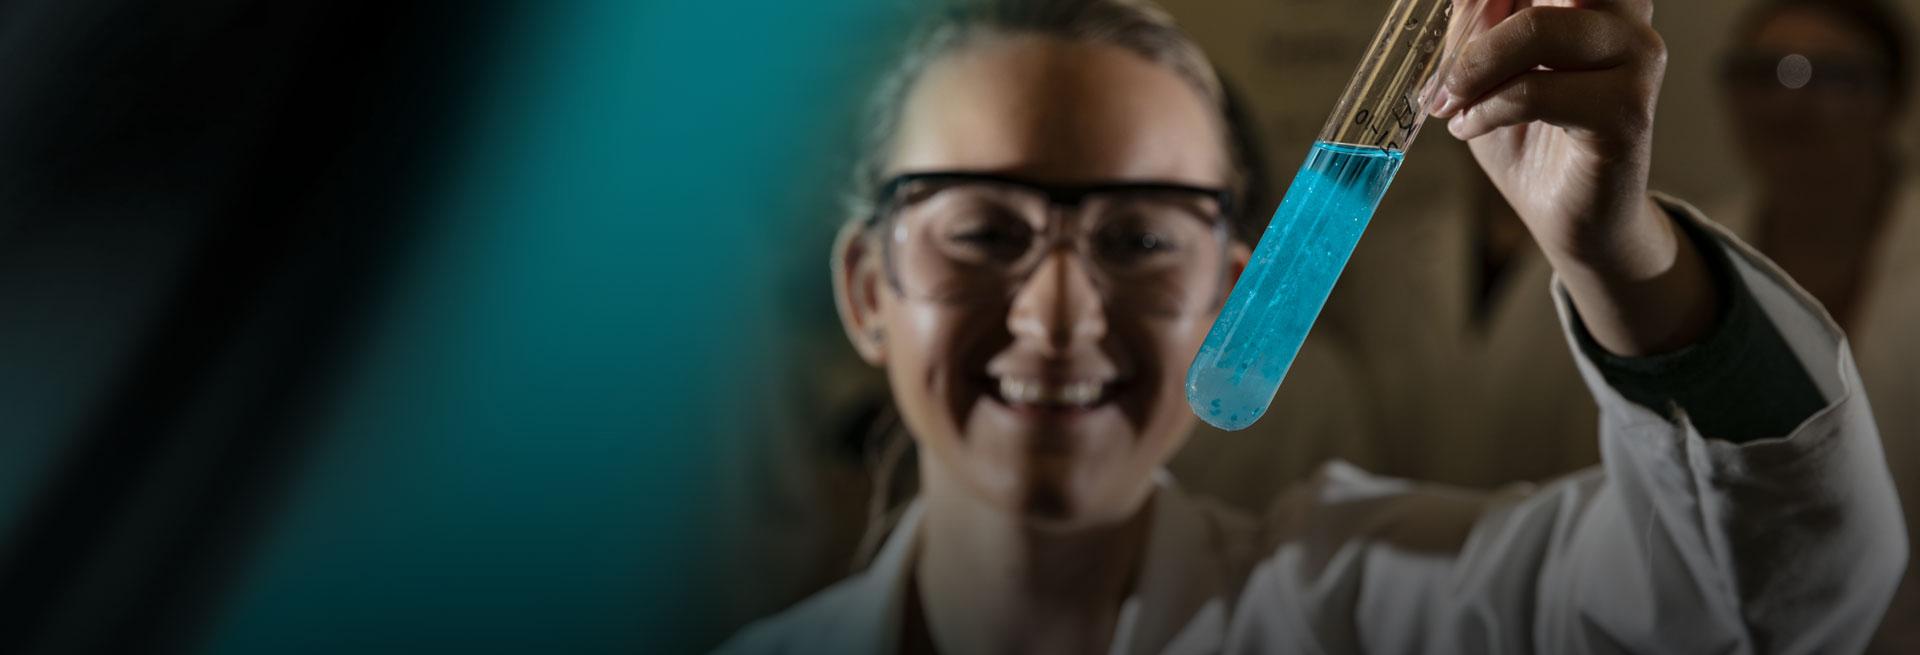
[1567,213,1828,444]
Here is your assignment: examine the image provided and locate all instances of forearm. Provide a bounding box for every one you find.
[1545,195,1721,357]
[1568,200,1827,441]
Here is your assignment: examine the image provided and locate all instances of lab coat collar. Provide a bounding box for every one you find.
[854,472,1233,655]
[840,500,920,655]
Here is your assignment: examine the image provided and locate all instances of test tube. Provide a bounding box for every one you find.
[1187,0,1489,431]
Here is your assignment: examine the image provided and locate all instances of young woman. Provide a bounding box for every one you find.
[721,1,1902,653]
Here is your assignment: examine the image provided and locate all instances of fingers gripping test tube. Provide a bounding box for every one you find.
[1187,0,1489,431]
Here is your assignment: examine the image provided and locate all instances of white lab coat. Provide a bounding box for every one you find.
[1708,187,1920,654]
[715,207,1906,655]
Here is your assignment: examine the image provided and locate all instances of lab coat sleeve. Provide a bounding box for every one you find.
[1487,200,1905,653]
[1229,199,1906,654]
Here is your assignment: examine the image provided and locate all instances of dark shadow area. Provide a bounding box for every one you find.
[0,1,511,652]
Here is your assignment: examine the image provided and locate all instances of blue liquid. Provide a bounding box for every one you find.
[1186,141,1403,431]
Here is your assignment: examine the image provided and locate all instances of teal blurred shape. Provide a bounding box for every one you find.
[200,2,910,653]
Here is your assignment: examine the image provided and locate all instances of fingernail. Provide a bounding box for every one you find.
[1447,112,1468,138]
[1435,90,1461,117]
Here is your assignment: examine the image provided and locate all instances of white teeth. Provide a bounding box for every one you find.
[997,378,1105,407]
[1061,382,1100,405]
[1001,379,1036,404]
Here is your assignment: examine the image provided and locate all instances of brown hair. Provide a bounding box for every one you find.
[845,0,1265,238]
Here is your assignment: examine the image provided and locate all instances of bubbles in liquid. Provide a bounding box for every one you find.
[1185,141,1403,431]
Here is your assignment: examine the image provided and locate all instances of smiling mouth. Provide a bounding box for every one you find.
[991,376,1117,410]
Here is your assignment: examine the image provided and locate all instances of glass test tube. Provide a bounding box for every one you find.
[1187,0,1489,431]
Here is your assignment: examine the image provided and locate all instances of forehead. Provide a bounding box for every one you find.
[1748,8,1882,60]
[888,35,1228,187]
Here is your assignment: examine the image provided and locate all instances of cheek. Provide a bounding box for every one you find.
[884,307,955,419]
[1170,315,1213,394]
[1124,313,1214,446]
[881,302,1001,440]
[1155,304,1217,371]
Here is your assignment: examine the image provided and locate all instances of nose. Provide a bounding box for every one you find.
[1007,249,1108,355]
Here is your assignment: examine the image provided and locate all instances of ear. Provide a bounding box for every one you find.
[832,220,889,365]
[1227,241,1251,281]
[1222,240,1252,301]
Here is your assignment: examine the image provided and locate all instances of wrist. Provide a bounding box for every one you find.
[1542,195,1675,285]
[1551,195,1722,356]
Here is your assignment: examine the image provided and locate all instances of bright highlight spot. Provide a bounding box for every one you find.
[1779,54,1813,90]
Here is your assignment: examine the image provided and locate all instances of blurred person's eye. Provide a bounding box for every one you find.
[1721,51,1889,95]
[1721,52,1795,88]
[1091,195,1217,271]
[1811,61,1886,94]
[1095,213,1186,263]
[934,203,1034,264]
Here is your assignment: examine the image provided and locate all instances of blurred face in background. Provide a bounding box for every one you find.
[1722,6,1901,184]
[841,35,1243,530]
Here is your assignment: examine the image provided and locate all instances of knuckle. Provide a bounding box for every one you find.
[1616,89,1656,135]
[1491,78,1534,125]
[1641,27,1669,69]
[1454,49,1482,81]
[1452,44,1492,92]
[1513,7,1546,42]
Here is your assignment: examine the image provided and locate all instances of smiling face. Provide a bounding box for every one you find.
[836,34,1241,530]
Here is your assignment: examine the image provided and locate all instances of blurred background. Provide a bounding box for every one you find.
[0,0,1912,653]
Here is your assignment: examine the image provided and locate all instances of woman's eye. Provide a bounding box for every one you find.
[939,218,1031,261]
[1098,225,1183,262]
[952,225,1014,244]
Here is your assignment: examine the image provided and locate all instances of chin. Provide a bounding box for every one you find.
[923,383,1180,529]
[991,457,1151,531]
